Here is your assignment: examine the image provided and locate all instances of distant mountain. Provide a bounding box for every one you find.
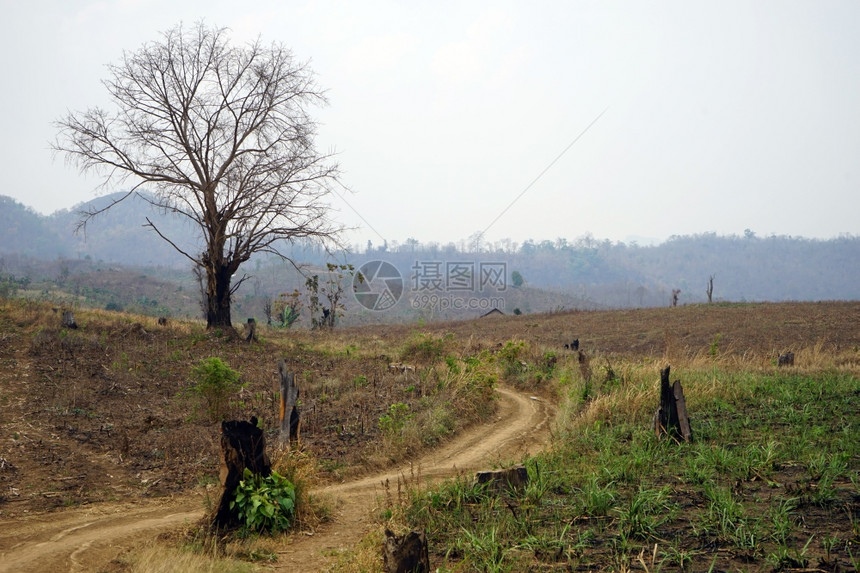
[1,192,200,268]
[0,196,70,258]
[2,193,858,305]
[358,232,860,305]
[50,193,202,268]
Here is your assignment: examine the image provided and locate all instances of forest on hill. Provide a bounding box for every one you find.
[1,192,858,318]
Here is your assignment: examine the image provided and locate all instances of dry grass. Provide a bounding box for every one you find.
[2,296,858,572]
[124,543,258,573]
[326,526,387,573]
[270,446,330,531]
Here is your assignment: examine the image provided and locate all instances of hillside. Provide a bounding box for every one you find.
[0,299,857,571]
[0,196,68,258]
[1,193,198,268]
[1,299,857,514]
[2,193,859,316]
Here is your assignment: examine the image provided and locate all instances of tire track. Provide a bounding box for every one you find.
[0,384,554,572]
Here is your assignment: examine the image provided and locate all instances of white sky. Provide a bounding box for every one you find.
[2,1,859,248]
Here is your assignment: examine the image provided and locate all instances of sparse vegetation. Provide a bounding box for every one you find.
[368,357,859,572]
[0,297,857,572]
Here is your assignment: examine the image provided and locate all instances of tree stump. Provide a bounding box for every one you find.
[475,465,529,494]
[577,350,592,383]
[653,366,692,442]
[278,360,300,448]
[245,318,257,342]
[62,310,78,329]
[212,417,270,529]
[383,529,431,573]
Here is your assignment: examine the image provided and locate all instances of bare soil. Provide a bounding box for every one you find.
[0,300,857,571]
[0,385,552,572]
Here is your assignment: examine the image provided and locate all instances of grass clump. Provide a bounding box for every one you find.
[125,544,259,573]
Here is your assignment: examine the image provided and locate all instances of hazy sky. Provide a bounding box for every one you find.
[2,1,859,248]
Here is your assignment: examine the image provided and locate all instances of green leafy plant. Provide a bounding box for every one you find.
[497,340,528,384]
[615,486,674,540]
[189,357,244,421]
[273,289,303,328]
[576,474,617,517]
[230,468,297,533]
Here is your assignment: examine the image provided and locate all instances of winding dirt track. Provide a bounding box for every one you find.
[0,385,553,572]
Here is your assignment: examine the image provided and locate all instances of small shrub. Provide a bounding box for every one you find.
[189,357,244,421]
[445,355,461,374]
[401,333,450,362]
[498,341,528,382]
[709,333,722,359]
[379,402,412,438]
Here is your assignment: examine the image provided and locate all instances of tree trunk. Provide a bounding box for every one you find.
[62,310,78,329]
[244,318,257,343]
[206,262,233,329]
[278,360,300,448]
[475,465,529,494]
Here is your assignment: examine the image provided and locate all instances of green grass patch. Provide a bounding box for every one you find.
[394,367,859,571]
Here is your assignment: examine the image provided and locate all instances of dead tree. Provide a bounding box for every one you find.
[653,366,692,442]
[54,22,345,330]
[671,289,681,307]
[212,417,270,529]
[278,360,300,448]
[706,274,715,304]
[263,298,274,325]
[383,529,431,573]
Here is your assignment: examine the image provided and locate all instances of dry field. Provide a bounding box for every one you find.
[0,299,857,571]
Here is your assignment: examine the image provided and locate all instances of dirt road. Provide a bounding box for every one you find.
[0,385,553,572]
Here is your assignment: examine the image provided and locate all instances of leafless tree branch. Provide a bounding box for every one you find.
[54,22,345,328]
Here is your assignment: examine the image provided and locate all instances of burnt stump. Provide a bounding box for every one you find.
[212,417,271,529]
[383,529,431,573]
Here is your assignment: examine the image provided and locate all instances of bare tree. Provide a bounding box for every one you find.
[706,274,715,303]
[54,22,343,329]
